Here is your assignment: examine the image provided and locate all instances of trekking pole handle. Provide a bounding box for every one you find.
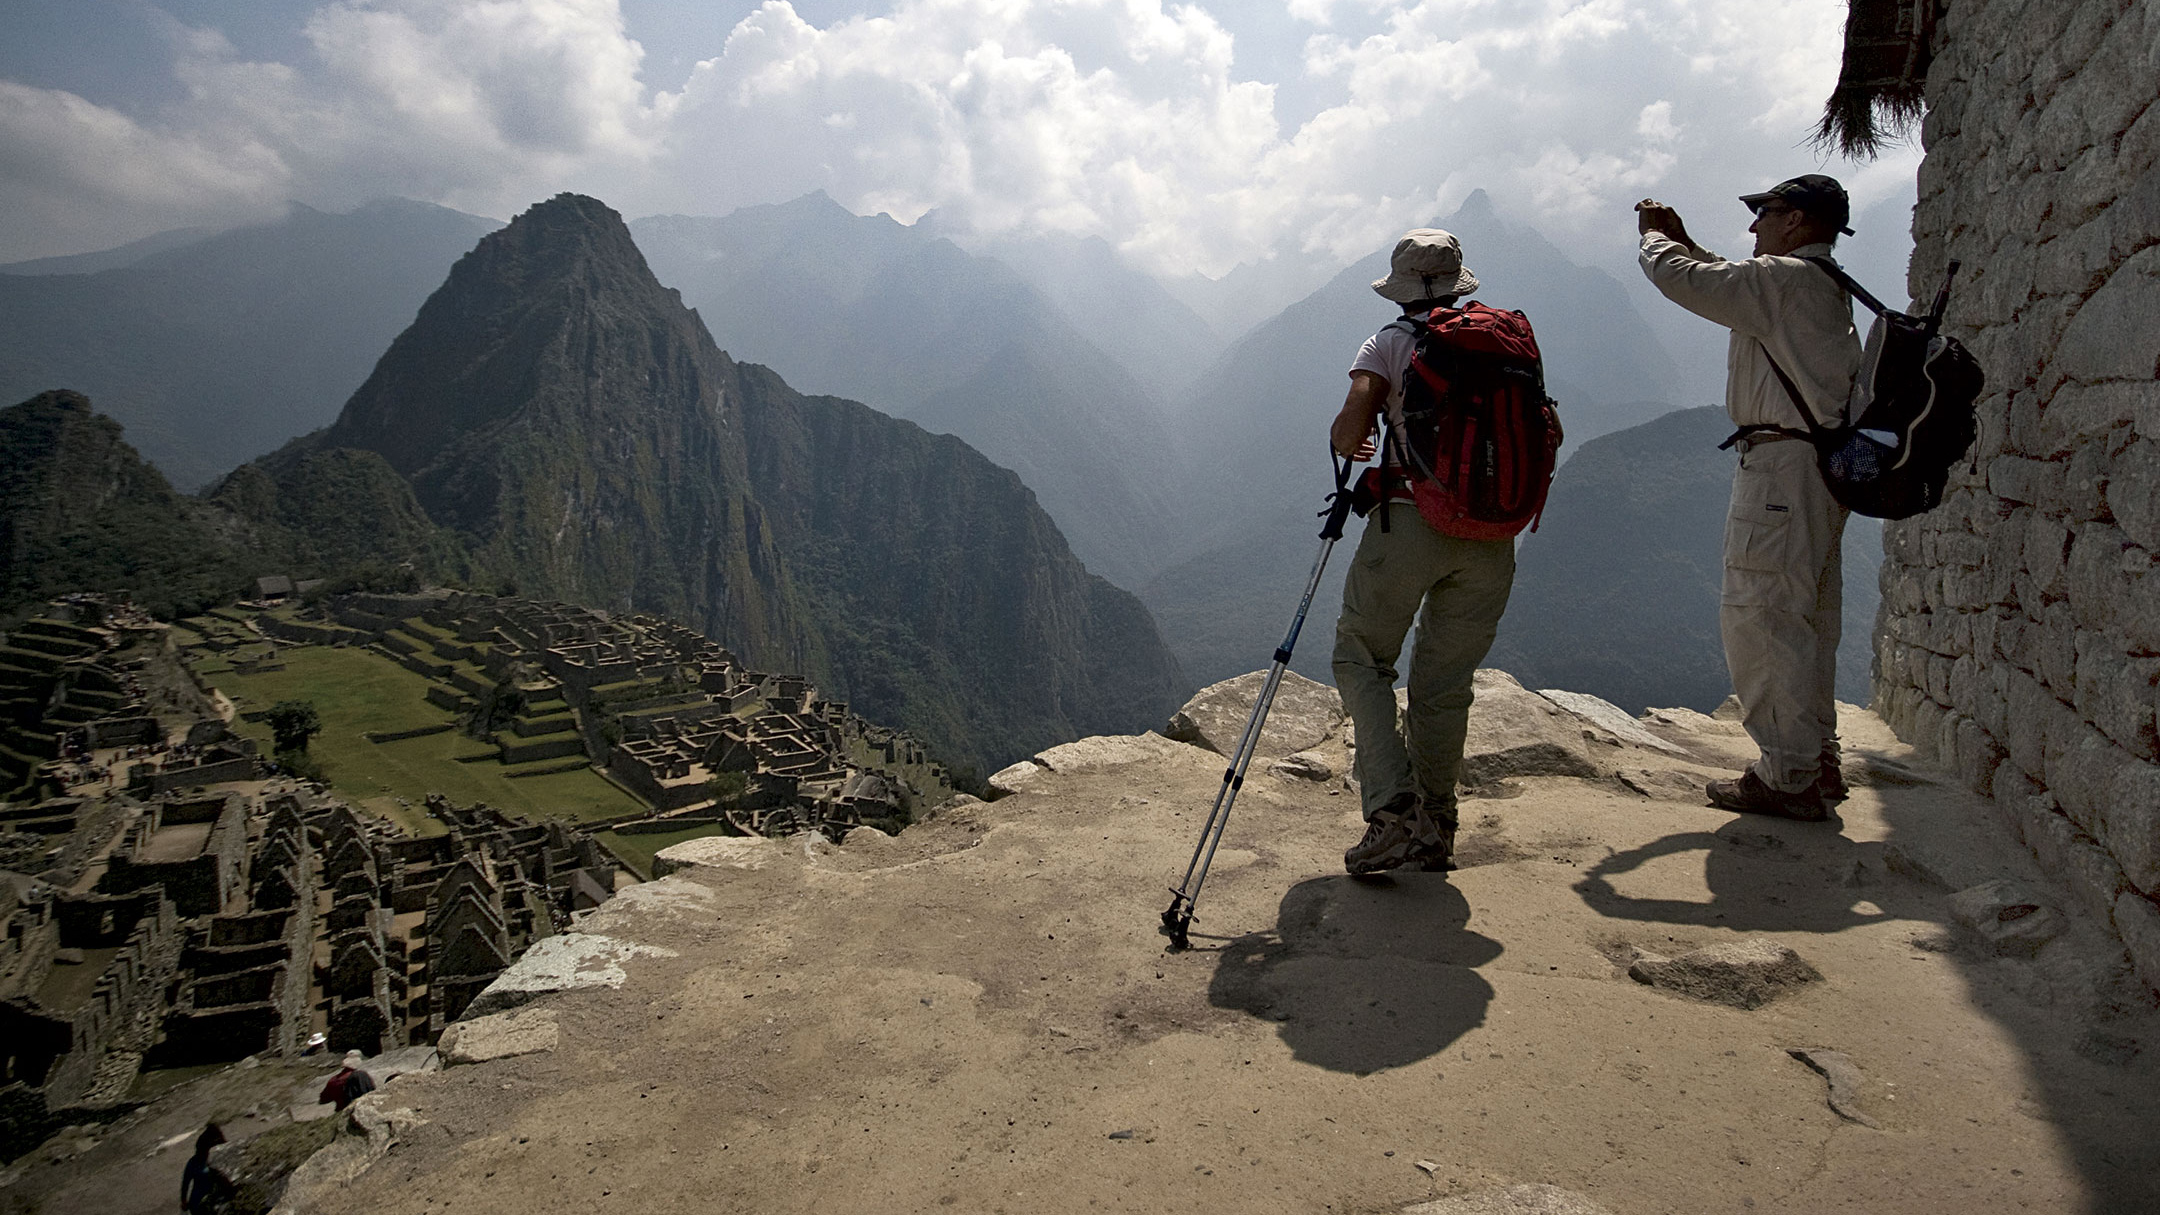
[1319,449,1357,542]
[1925,260,1960,333]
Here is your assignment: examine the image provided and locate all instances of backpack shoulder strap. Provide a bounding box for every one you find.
[1758,340,1837,438]
[1800,255,1892,318]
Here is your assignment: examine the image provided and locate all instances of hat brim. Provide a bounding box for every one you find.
[1739,191,1855,235]
[1371,267,1479,303]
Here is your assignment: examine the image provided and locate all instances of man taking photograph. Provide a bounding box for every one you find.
[1635,175,1864,822]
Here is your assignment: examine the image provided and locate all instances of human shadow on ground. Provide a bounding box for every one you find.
[1573,766,2160,1210]
[1572,814,1927,934]
[1207,874,1501,1074]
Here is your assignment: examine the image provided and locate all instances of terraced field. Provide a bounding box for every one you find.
[204,644,644,824]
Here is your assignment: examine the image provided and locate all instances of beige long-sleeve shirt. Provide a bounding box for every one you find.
[1638,233,1862,431]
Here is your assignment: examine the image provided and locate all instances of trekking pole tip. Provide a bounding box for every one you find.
[1159,898,1192,952]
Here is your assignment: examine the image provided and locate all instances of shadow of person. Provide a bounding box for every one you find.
[1207,874,1503,1074]
[1572,815,1920,934]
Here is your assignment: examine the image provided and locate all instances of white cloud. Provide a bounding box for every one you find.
[0,0,1911,276]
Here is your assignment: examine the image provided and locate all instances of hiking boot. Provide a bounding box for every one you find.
[1706,770,1830,822]
[1409,821,1458,872]
[1814,752,1849,803]
[1345,793,1426,874]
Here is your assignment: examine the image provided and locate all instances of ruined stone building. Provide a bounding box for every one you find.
[300,591,955,836]
[1834,0,2160,990]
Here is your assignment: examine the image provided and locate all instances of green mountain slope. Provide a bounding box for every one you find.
[0,391,241,617]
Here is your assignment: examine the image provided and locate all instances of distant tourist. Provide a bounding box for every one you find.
[1635,176,1863,821]
[319,1050,377,1110]
[180,1122,235,1214]
[1331,228,1546,873]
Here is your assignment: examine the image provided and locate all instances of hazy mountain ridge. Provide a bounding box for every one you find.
[0,200,503,491]
[629,195,1185,590]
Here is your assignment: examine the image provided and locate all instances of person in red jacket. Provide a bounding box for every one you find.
[318,1050,377,1111]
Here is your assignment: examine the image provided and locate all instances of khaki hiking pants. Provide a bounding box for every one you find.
[1722,438,1848,793]
[1333,505,1515,826]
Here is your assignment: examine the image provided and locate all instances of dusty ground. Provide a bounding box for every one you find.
[16,702,2159,1215]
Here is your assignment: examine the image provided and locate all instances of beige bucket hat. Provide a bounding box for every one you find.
[1371,228,1479,303]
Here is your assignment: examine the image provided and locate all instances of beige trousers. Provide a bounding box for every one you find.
[1721,439,1847,793]
[1333,505,1516,826]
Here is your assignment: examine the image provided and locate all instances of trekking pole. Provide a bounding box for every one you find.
[1160,451,1360,952]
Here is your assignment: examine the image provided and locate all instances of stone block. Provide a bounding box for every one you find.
[2115,892,2160,996]
[2121,100,2160,181]
[2112,162,2160,265]
[2012,795,2129,927]
[1948,879,2064,956]
[2073,636,2159,759]
[2103,759,2160,895]
[2024,510,2074,592]
[2066,523,2132,632]
[2056,246,2160,384]
[2064,439,2113,523]
[2044,383,2145,455]
[1953,716,2006,797]
[2120,561,2160,654]
[2004,667,2055,778]
[2046,719,2132,835]
[2081,4,2160,145]
[1989,455,2062,506]
[2032,217,2111,299]
[2037,601,2079,697]
[2112,437,2160,550]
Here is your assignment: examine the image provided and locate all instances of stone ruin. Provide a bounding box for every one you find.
[0,779,625,1161]
[291,590,956,839]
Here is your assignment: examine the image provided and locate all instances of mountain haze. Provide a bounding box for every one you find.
[270,194,1182,772]
[628,196,1184,590]
[1143,190,1687,686]
[0,200,503,490]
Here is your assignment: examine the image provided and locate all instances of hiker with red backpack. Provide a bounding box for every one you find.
[1330,229,1561,874]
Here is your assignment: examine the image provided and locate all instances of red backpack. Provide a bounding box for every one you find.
[1368,302,1562,541]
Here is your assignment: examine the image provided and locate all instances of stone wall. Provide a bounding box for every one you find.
[1875,0,2160,988]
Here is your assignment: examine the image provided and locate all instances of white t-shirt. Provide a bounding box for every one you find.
[1348,320,1420,492]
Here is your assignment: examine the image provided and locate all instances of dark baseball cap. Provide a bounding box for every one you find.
[1740,174,1854,236]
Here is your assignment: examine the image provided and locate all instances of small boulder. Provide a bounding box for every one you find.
[653,835,785,875]
[1034,732,1188,774]
[1402,1183,1616,1214]
[1628,938,1823,1009]
[440,1008,558,1066]
[1947,879,2064,956]
[1458,670,1601,783]
[1269,751,1334,782]
[1537,689,1688,756]
[1166,671,1343,758]
[985,760,1048,799]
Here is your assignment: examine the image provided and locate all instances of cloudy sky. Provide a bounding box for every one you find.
[1,0,1919,284]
